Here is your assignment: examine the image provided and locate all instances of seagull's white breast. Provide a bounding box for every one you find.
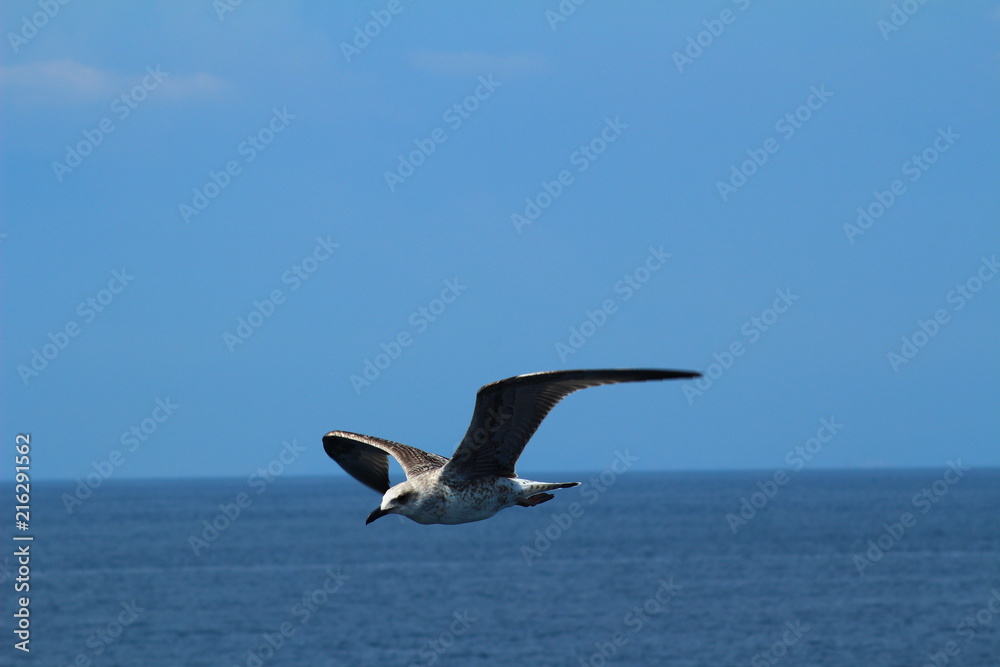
[405,471,522,525]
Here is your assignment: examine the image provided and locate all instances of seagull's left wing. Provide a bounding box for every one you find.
[323,431,449,494]
[442,368,700,481]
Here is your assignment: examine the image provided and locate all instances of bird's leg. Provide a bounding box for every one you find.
[517,493,555,507]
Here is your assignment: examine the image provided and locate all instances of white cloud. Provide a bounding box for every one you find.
[0,60,228,105]
[410,51,548,78]
[0,60,117,102]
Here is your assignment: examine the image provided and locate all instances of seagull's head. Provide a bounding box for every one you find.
[366,481,420,525]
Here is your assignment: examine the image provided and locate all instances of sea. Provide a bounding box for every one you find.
[3,469,998,666]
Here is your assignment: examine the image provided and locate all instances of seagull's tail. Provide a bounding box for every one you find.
[543,481,580,491]
[519,480,580,495]
[516,481,578,507]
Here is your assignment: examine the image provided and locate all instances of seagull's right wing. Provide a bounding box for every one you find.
[323,431,449,494]
[443,368,701,481]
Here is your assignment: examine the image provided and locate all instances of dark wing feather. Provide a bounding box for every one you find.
[322,431,448,493]
[443,369,700,481]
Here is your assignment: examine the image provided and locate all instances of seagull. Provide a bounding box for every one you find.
[323,368,700,525]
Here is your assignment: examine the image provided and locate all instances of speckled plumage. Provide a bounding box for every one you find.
[375,469,576,525]
[323,368,700,525]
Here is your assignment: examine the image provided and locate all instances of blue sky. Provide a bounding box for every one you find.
[2,1,998,482]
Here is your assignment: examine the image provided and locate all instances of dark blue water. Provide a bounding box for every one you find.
[3,469,998,666]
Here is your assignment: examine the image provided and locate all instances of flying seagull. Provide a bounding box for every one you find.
[323,368,699,525]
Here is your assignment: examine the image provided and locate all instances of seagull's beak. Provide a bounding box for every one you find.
[366,507,390,525]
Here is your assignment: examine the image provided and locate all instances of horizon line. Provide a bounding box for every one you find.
[4,463,997,485]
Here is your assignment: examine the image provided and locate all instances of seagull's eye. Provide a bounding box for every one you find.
[395,492,412,505]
